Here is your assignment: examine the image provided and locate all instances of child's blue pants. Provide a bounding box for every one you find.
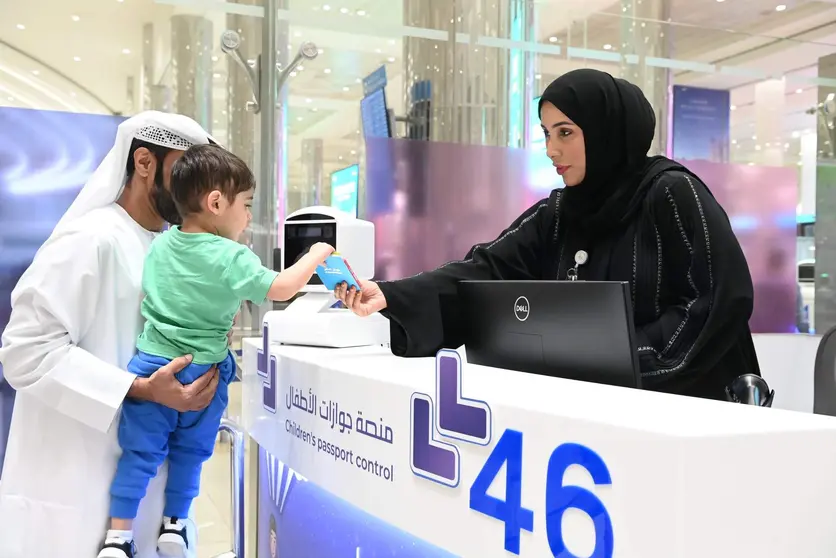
[109,350,236,519]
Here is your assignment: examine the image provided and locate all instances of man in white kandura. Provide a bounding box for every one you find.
[0,112,221,558]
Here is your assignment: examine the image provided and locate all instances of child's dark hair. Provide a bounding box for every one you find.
[170,143,255,216]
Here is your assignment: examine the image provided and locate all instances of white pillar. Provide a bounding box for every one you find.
[620,0,671,155]
[754,78,786,166]
[170,14,214,132]
[402,0,536,147]
[800,131,817,216]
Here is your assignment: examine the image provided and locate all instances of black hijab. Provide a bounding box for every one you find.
[538,69,667,237]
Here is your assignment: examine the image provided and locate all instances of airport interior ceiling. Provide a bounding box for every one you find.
[2,0,836,181]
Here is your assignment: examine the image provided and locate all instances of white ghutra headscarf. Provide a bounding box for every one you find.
[49,110,216,240]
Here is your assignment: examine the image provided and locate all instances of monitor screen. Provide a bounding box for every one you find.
[330,164,360,217]
[361,88,391,139]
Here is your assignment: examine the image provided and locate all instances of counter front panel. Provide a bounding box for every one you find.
[242,332,836,558]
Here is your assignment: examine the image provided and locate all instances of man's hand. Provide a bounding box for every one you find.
[128,355,219,412]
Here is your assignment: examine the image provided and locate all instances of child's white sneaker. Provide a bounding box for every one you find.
[97,530,137,558]
[157,516,190,558]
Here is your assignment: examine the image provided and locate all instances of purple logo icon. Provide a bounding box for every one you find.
[410,394,460,487]
[410,349,493,488]
[257,323,278,413]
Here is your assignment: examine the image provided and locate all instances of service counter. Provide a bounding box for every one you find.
[240,330,836,558]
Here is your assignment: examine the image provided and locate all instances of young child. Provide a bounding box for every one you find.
[98,144,334,558]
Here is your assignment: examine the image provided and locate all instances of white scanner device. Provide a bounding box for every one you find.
[263,206,390,348]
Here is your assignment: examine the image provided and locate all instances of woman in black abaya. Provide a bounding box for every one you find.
[335,69,760,400]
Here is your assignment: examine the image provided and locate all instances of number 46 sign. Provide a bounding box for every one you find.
[410,350,615,558]
[471,429,614,558]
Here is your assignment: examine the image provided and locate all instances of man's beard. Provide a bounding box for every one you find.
[150,164,182,225]
[152,182,181,225]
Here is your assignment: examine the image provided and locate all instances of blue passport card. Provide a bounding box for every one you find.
[316,255,361,291]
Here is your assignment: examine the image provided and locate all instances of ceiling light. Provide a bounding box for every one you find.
[387,57,396,63]
[323,4,331,10]
[16,24,25,30]
[340,7,349,13]
[535,73,542,79]
[355,78,362,83]
[122,48,131,55]
[318,48,325,55]
[375,48,382,54]
[290,71,297,77]
[775,4,786,10]
[548,36,557,43]
[32,70,39,76]
[213,73,221,78]
[357,9,366,16]
[212,55,219,62]
[297,116,303,121]
[388,39,395,45]
[343,86,349,91]
[351,150,357,155]
[297,65,305,71]
[312,107,318,112]
[73,56,81,62]
[71,15,80,22]
[603,44,612,50]
[294,31,302,37]
[716,0,724,2]
[324,68,331,74]
[730,105,737,110]
[796,88,803,94]
[305,98,312,103]
[339,156,343,160]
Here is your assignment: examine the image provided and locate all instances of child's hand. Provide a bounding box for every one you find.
[311,242,336,262]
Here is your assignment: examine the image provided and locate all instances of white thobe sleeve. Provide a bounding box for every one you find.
[0,230,136,433]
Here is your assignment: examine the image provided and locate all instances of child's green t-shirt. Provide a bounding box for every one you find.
[136,226,278,365]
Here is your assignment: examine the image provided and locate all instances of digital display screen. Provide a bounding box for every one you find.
[330,164,359,217]
[283,222,337,285]
[288,226,326,238]
[361,88,391,139]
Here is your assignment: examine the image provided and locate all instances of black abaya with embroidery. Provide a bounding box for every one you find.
[376,69,760,400]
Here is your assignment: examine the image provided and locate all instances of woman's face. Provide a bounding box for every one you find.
[540,101,586,187]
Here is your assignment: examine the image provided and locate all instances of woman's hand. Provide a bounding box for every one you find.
[335,280,387,317]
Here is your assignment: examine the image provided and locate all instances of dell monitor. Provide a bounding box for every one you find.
[458,280,641,389]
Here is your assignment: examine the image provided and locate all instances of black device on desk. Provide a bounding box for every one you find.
[457,281,642,389]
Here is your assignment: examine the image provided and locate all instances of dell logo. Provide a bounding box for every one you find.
[514,296,530,322]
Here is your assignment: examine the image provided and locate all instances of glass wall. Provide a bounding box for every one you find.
[2,0,832,334]
[2,3,833,336]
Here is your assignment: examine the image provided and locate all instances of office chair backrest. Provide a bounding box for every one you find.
[814,324,836,416]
